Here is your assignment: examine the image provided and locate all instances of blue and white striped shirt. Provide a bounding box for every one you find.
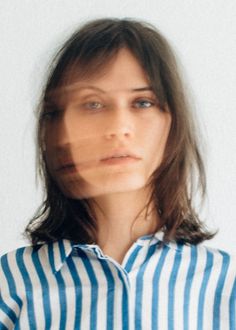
[0,230,235,329]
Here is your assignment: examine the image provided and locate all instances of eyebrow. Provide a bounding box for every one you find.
[67,85,153,93]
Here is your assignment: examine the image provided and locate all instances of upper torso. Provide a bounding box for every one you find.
[0,231,235,330]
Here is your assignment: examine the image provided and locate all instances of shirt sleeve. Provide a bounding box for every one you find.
[0,253,20,329]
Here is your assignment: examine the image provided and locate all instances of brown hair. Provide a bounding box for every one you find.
[24,18,217,245]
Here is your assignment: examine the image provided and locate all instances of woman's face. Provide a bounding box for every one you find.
[43,48,171,199]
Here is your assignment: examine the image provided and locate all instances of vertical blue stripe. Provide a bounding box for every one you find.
[135,244,157,330]
[82,243,116,329]
[16,248,37,330]
[117,269,129,330]
[120,244,143,329]
[183,245,198,330]
[58,240,66,263]
[0,254,22,309]
[48,243,67,330]
[66,252,83,330]
[31,248,52,329]
[99,259,115,330]
[152,244,170,330]
[197,250,214,330]
[48,242,56,274]
[79,249,99,330]
[168,244,184,330]
[213,251,230,330]
[59,240,66,259]
[124,245,143,273]
[102,249,130,330]
[0,291,17,324]
[15,318,20,330]
[229,277,236,330]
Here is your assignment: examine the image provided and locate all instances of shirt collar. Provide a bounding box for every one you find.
[47,229,166,274]
[46,239,74,274]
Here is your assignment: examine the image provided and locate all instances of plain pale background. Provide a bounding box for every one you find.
[0,0,235,256]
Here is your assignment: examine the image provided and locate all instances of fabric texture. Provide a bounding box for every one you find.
[0,230,235,330]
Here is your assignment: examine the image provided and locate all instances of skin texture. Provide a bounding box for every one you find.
[44,48,172,263]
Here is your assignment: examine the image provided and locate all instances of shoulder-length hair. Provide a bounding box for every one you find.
[24,18,217,246]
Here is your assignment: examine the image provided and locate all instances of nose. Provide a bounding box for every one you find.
[103,108,134,140]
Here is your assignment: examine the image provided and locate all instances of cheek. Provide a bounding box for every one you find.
[142,116,171,164]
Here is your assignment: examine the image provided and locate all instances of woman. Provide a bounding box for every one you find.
[0,18,235,330]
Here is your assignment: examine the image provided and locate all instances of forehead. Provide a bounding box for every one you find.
[68,49,150,91]
[46,48,153,106]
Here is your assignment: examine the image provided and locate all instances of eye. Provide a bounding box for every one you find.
[83,101,104,110]
[41,109,60,121]
[134,99,156,109]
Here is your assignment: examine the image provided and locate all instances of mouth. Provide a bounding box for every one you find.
[54,150,141,172]
[101,150,141,161]
[100,156,140,166]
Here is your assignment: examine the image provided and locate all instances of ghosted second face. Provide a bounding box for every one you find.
[43,48,172,199]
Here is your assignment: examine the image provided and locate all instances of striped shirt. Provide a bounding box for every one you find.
[0,230,235,330]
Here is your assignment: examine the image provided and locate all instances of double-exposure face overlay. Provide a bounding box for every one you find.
[43,48,172,199]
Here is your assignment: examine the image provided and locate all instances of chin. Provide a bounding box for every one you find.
[58,174,147,199]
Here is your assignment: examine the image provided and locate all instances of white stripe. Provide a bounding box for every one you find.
[74,249,94,329]
[188,244,208,330]
[174,243,192,329]
[44,244,62,330]
[21,247,45,329]
[89,250,109,328]
[218,252,236,330]
[158,244,177,330]
[141,244,157,329]
[59,262,77,330]
[202,248,223,329]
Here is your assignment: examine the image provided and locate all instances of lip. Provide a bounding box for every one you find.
[101,149,141,161]
[100,156,140,166]
[54,149,141,171]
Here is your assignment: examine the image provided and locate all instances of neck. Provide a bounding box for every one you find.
[88,188,161,250]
